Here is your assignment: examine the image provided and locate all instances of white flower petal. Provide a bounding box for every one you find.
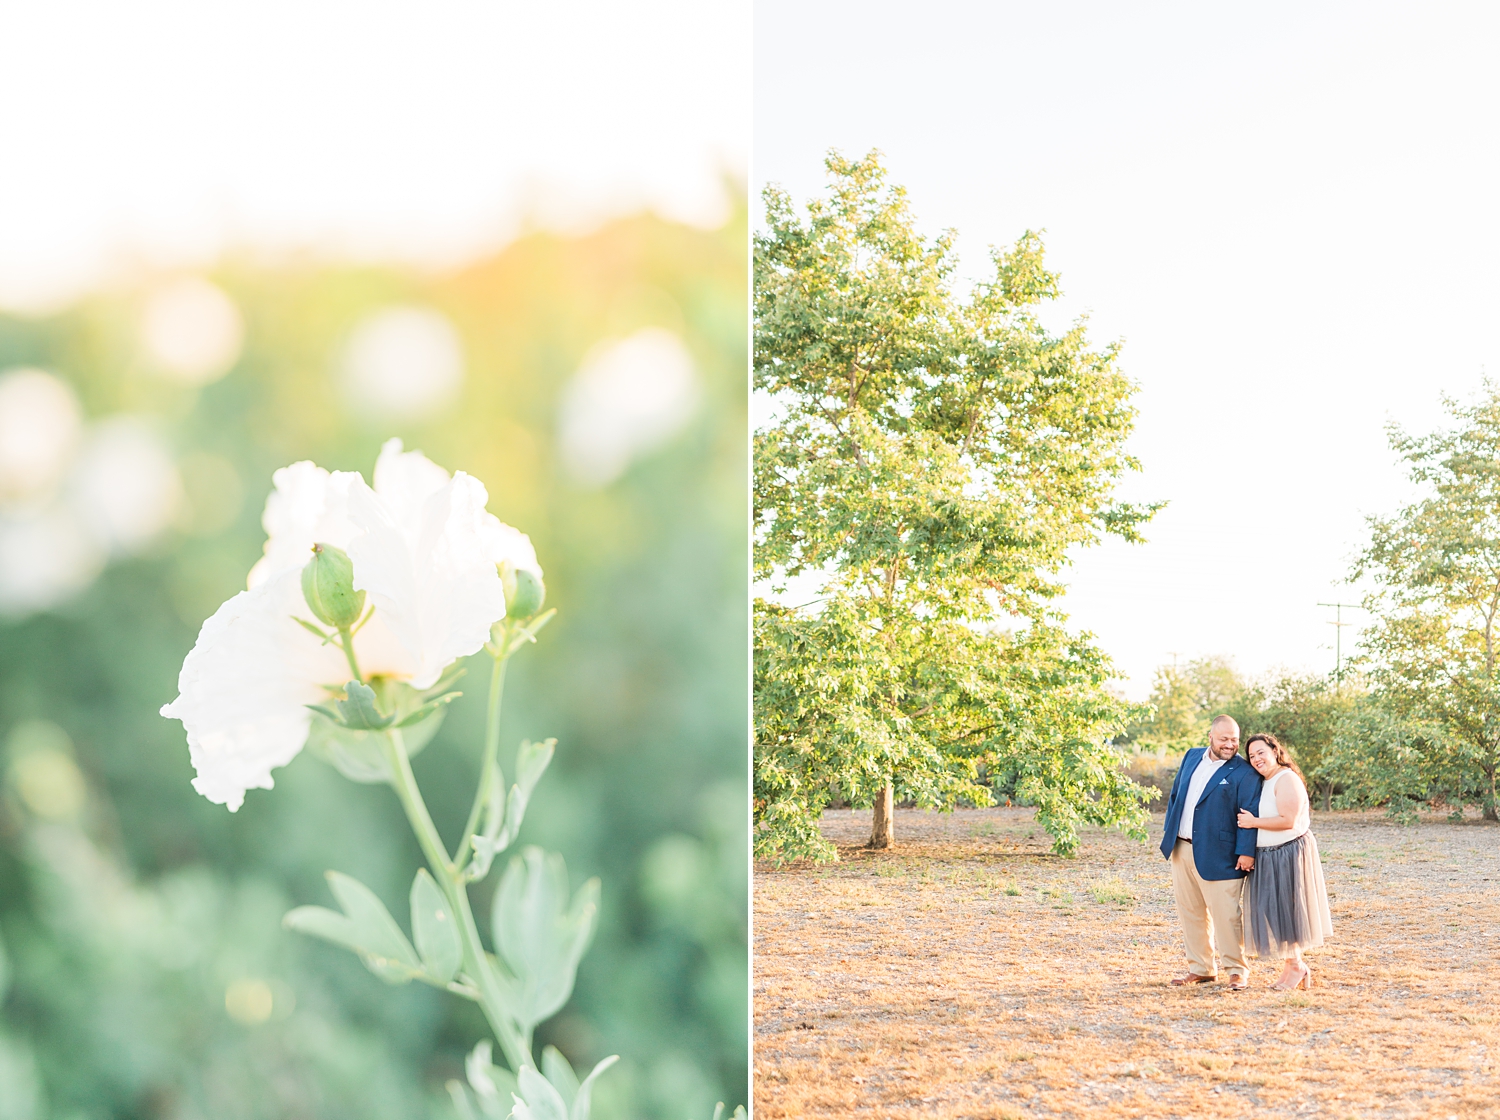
[372,437,451,530]
[166,437,534,810]
[346,470,506,689]
[247,462,360,589]
[160,568,349,810]
[347,610,420,681]
[478,514,542,580]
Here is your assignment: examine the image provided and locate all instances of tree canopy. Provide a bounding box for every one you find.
[753,151,1158,861]
[1338,385,1500,820]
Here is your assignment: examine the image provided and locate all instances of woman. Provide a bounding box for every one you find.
[1235,733,1333,990]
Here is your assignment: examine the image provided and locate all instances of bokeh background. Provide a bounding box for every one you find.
[0,4,748,1117]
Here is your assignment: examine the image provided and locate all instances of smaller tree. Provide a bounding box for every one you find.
[1352,384,1500,820]
[1322,696,1470,823]
[1119,659,1358,809]
[1225,671,1360,809]
[1120,656,1246,754]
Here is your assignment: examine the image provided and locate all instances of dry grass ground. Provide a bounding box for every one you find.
[753,808,1500,1119]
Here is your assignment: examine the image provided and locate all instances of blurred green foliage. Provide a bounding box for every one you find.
[0,208,747,1118]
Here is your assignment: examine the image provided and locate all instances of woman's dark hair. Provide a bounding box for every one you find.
[1243,732,1304,781]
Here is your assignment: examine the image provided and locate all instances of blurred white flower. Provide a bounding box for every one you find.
[0,506,105,617]
[0,399,181,615]
[162,438,537,811]
[70,418,182,555]
[141,278,245,386]
[342,306,464,420]
[0,368,82,508]
[557,327,699,487]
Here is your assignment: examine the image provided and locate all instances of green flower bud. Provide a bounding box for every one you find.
[501,564,545,619]
[301,543,366,630]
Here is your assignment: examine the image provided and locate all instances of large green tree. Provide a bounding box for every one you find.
[1349,385,1500,820]
[753,151,1157,861]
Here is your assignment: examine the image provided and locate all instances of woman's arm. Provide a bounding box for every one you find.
[1238,774,1303,831]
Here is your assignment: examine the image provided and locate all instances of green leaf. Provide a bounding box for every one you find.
[570,1055,619,1120]
[447,1081,482,1120]
[501,608,557,657]
[470,738,555,879]
[463,1040,519,1120]
[282,905,362,949]
[336,680,393,730]
[409,869,462,984]
[305,714,392,783]
[513,1065,568,1120]
[515,737,555,794]
[427,662,469,695]
[490,847,599,1031]
[292,615,333,642]
[541,1046,579,1113]
[469,764,509,880]
[394,690,462,728]
[497,738,554,850]
[283,870,423,984]
[306,684,448,783]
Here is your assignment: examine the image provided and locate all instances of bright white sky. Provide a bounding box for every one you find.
[0,0,747,311]
[755,0,1500,699]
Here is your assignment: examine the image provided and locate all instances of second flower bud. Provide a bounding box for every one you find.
[302,543,367,630]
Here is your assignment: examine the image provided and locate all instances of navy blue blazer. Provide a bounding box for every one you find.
[1158,748,1263,880]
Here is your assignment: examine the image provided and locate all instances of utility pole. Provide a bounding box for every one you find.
[1316,602,1363,680]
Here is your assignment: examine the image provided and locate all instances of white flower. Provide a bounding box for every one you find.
[161,439,539,811]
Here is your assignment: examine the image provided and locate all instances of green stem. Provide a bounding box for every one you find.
[383,727,451,878]
[338,625,363,683]
[456,651,508,869]
[383,727,533,1072]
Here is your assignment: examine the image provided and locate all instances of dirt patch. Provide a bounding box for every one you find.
[753,808,1500,1119]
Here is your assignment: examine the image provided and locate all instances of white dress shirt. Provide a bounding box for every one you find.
[1177,753,1226,840]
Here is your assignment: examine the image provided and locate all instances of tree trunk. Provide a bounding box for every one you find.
[1323,780,1333,813]
[1484,766,1498,822]
[869,783,894,849]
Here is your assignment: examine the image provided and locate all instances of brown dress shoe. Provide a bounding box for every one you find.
[1170,973,1215,986]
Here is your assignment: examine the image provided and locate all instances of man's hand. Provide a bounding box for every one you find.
[1235,855,1255,872]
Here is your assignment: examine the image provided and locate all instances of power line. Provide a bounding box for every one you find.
[1316,601,1364,679]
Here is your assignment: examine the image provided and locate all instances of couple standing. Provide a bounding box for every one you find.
[1159,715,1333,991]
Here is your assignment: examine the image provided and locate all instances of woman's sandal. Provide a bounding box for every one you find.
[1271,965,1311,991]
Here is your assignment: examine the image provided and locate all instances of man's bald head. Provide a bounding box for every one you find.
[1208,715,1240,759]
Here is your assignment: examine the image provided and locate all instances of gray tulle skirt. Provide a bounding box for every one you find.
[1243,831,1333,957]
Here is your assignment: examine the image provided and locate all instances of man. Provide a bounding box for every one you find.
[1158,714,1263,990]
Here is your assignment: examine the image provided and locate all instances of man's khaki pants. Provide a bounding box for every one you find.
[1169,839,1248,980]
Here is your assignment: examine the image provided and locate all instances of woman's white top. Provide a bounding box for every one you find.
[1256,769,1310,847]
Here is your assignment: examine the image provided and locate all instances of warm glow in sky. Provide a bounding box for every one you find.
[755,1,1500,697]
[0,0,747,311]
